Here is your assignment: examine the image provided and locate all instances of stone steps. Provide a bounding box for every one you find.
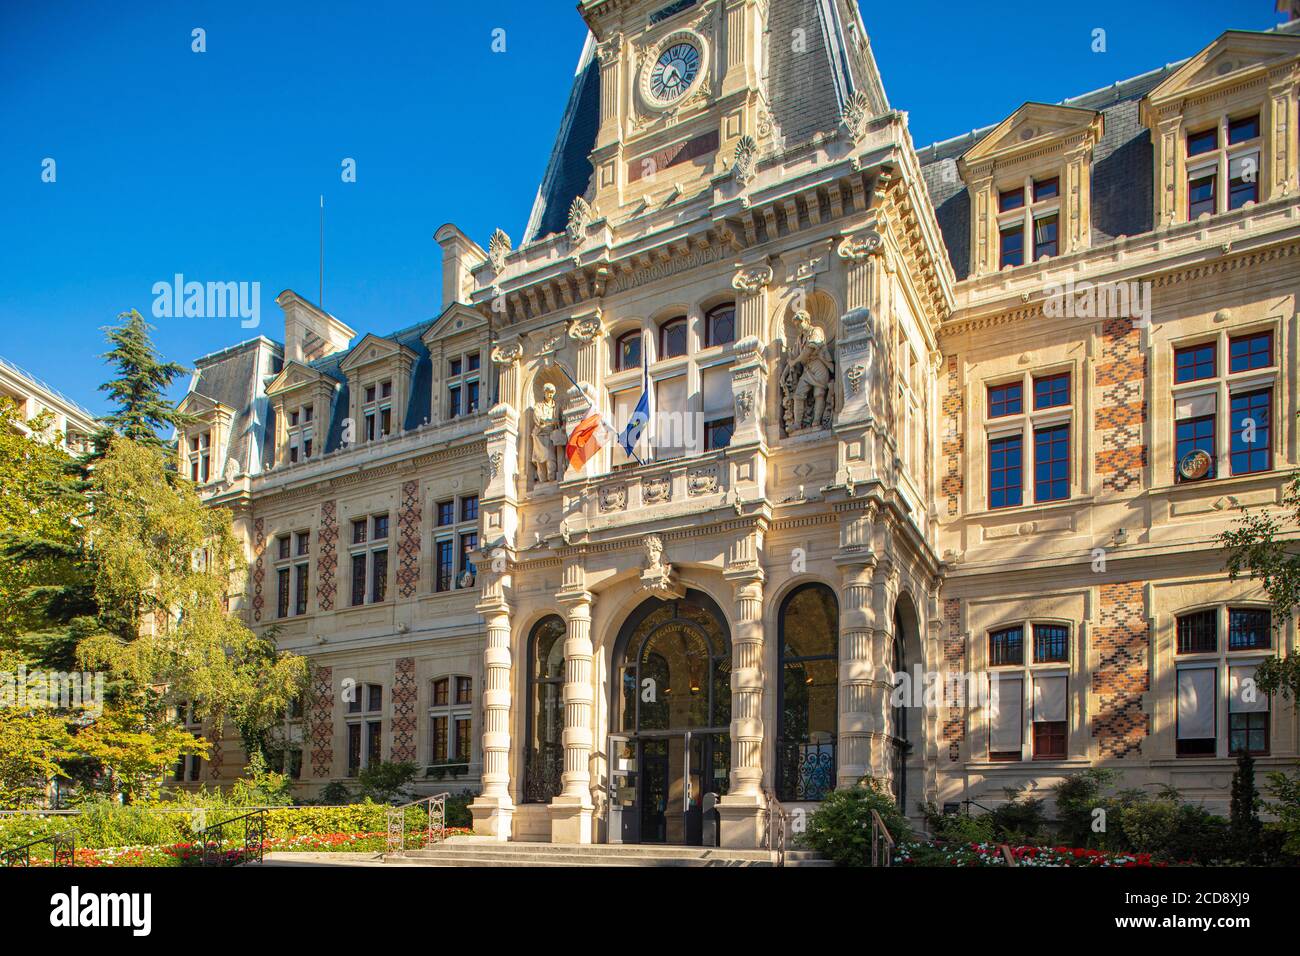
[382,838,830,867]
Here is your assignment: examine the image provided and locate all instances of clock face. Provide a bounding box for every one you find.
[649,42,700,103]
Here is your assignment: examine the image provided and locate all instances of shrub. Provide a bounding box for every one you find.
[987,786,1048,844]
[1265,769,1300,863]
[356,761,419,804]
[73,799,188,849]
[1229,750,1263,863]
[1050,768,1119,848]
[920,801,996,844]
[802,778,911,867]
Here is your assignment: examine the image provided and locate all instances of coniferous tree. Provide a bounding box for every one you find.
[1229,749,1262,862]
[91,309,193,460]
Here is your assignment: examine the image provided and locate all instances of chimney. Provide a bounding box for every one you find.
[275,290,356,364]
[1279,0,1300,21]
[434,223,488,309]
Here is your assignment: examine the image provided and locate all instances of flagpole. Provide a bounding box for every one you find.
[550,361,647,466]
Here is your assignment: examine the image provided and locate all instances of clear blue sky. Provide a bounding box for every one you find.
[0,0,1284,417]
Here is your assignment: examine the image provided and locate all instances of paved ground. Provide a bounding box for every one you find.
[253,851,389,867]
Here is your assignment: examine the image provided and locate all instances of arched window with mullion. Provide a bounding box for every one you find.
[524,615,566,803]
[776,584,839,801]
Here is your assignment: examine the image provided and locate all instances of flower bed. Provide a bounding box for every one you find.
[893,841,1166,867]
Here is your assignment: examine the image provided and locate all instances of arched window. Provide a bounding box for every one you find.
[659,317,688,359]
[615,330,642,371]
[776,584,838,801]
[705,304,735,348]
[524,616,566,803]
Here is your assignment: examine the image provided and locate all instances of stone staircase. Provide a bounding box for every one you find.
[384,836,831,867]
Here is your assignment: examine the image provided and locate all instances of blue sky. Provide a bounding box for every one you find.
[0,0,1284,417]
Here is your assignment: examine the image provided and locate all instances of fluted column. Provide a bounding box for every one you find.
[470,571,515,840]
[550,590,595,843]
[717,569,766,849]
[837,557,895,791]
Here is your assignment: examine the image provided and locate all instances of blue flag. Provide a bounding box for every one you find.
[618,355,651,458]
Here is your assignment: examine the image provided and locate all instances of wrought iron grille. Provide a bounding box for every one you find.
[385,792,449,854]
[1,830,75,867]
[196,809,266,866]
[775,738,836,802]
[523,745,563,804]
[763,791,787,867]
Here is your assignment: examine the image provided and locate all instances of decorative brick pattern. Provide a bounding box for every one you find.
[1092,582,1150,759]
[396,481,422,599]
[941,355,963,516]
[316,501,338,612]
[942,597,964,760]
[1095,317,1147,494]
[207,728,224,779]
[390,657,418,762]
[251,517,266,622]
[307,664,334,778]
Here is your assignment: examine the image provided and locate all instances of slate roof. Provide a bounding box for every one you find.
[188,337,282,474]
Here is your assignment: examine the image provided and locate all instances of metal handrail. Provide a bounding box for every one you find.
[1,830,76,867]
[869,809,895,867]
[195,808,267,866]
[763,790,787,868]
[386,792,450,854]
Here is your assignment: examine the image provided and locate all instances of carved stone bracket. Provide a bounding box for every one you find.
[639,534,684,599]
[731,264,773,294]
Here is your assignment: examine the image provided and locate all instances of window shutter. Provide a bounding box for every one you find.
[989,674,1023,753]
[1177,667,1217,739]
[701,366,733,418]
[1033,674,1068,723]
[1229,664,1267,714]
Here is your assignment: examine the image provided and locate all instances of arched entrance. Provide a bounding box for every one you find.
[608,590,731,846]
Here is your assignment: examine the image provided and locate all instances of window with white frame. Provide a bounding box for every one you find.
[446,350,481,420]
[187,430,212,483]
[429,675,473,768]
[1185,112,1261,220]
[361,379,393,442]
[997,174,1061,269]
[986,622,1071,761]
[1171,327,1277,484]
[173,702,203,781]
[433,495,477,592]
[1174,606,1272,757]
[984,369,1073,510]
[349,514,389,606]
[346,683,384,776]
[287,403,316,462]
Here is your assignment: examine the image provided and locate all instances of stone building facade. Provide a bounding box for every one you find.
[181,1,1300,847]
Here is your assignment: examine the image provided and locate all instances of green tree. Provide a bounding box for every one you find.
[1220,472,1300,699]
[72,703,207,804]
[1229,749,1262,862]
[0,704,76,809]
[92,310,193,459]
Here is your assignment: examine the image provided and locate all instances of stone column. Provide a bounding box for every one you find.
[717,568,766,848]
[470,572,515,840]
[836,554,896,791]
[550,588,595,843]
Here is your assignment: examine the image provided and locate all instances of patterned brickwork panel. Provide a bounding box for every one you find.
[207,727,224,780]
[397,481,422,599]
[316,501,338,611]
[1092,582,1149,758]
[308,664,335,778]
[251,517,266,622]
[941,355,963,516]
[943,598,965,760]
[390,657,418,762]
[1095,317,1147,494]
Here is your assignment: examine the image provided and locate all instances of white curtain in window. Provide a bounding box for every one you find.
[1229,664,1267,714]
[989,674,1023,752]
[1033,674,1068,723]
[611,388,638,465]
[1177,667,1217,739]
[1175,392,1216,421]
[701,365,733,419]
[655,375,688,457]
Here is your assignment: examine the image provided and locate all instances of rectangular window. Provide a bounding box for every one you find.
[367,684,383,712]
[435,539,453,593]
[1176,666,1217,756]
[1229,664,1268,755]
[371,549,388,603]
[1228,114,1260,145]
[364,413,376,442]
[988,382,1023,418]
[458,532,477,584]
[989,674,1023,761]
[373,515,389,541]
[366,720,382,767]
[1033,213,1059,259]
[1033,373,1069,410]
[1229,331,1272,372]
[455,717,472,760]
[999,224,1024,269]
[1033,177,1059,202]
[379,407,392,437]
[1034,424,1069,503]
[989,434,1023,509]
[278,536,291,561]
[347,723,362,776]
[1188,170,1217,219]
[1175,415,1216,482]
[705,417,735,451]
[989,627,1024,667]
[437,500,455,527]
[1032,674,1067,760]
[998,187,1025,212]
[188,756,201,782]
[1175,342,1216,383]
[295,531,310,556]
[1228,153,1259,210]
[351,554,367,607]
[448,386,462,419]
[294,564,309,616]
[1230,389,1271,475]
[381,380,392,399]
[1187,127,1218,156]
[432,715,448,762]
[455,676,472,705]
[1177,610,1217,654]
[467,353,480,373]
[467,380,480,413]
[1228,608,1270,651]
[352,520,367,545]
[1033,624,1069,663]
[449,359,462,378]
[277,568,291,619]
[433,678,449,707]
[286,749,303,780]
[460,496,478,522]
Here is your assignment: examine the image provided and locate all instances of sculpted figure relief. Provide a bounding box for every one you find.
[530,383,566,483]
[781,310,836,434]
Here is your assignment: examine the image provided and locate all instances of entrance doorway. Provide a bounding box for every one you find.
[608,592,731,847]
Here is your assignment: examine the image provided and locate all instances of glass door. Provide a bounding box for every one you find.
[607,734,638,845]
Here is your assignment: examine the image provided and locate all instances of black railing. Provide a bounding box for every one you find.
[775,738,836,802]
[523,745,563,804]
[764,791,787,867]
[195,809,266,866]
[386,792,449,854]
[2,830,75,867]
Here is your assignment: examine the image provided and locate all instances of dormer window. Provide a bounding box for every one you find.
[362,380,393,441]
[446,351,480,419]
[996,175,1061,269]
[287,404,315,462]
[1184,112,1261,221]
[188,432,211,483]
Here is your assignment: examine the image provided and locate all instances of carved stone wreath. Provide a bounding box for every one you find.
[687,466,719,497]
[642,475,672,504]
[599,484,627,513]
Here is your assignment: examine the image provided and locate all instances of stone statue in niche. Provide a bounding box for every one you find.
[530,383,566,483]
[780,310,836,434]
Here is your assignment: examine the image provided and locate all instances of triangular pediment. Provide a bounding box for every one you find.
[1145,30,1300,105]
[338,333,417,374]
[962,102,1103,165]
[177,391,234,418]
[422,303,487,348]
[265,360,332,399]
